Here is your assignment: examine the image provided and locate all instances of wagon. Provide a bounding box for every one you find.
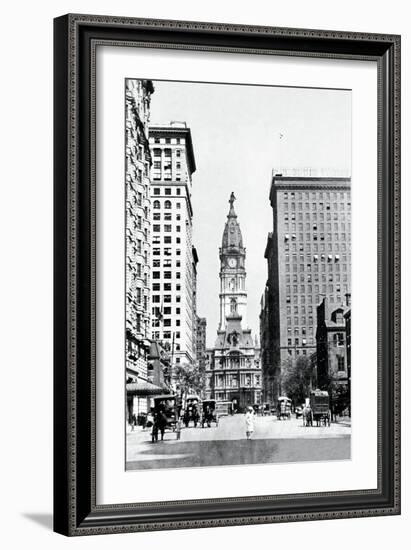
[310,389,331,426]
[183,394,201,427]
[153,394,179,432]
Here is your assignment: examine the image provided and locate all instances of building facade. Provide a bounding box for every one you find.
[196,316,207,366]
[125,79,154,420]
[196,316,208,397]
[148,123,198,382]
[316,295,351,414]
[206,193,262,410]
[261,171,351,404]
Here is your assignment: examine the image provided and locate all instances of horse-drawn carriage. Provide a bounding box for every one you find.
[152,394,180,441]
[183,394,201,427]
[306,390,331,427]
[201,399,218,427]
[277,396,292,420]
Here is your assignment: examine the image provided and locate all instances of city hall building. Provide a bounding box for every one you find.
[206,193,262,410]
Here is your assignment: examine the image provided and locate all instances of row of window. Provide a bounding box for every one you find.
[284,264,348,274]
[282,191,348,200]
[286,273,349,283]
[153,259,181,268]
[152,187,182,196]
[287,323,314,334]
[286,290,346,303]
[152,136,183,144]
[153,224,181,233]
[285,304,315,314]
[284,222,350,232]
[152,306,181,315]
[286,284,348,298]
[153,200,181,209]
[152,147,182,157]
[152,318,180,328]
[284,242,348,253]
[153,213,181,221]
[153,162,182,170]
[153,175,182,182]
[287,337,309,346]
[284,253,347,263]
[153,247,181,256]
[152,236,181,245]
[283,211,350,222]
[152,293,181,303]
[284,232,349,242]
[287,348,310,356]
[287,325,313,335]
[284,292,345,309]
[152,271,181,280]
[151,330,181,340]
[283,201,351,211]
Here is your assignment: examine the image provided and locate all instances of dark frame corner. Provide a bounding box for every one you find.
[54,13,401,536]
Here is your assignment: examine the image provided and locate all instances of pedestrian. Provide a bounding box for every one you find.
[157,408,167,441]
[131,413,136,432]
[151,413,159,443]
[175,414,182,440]
[245,406,254,440]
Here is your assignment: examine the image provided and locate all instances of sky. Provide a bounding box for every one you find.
[147,80,351,348]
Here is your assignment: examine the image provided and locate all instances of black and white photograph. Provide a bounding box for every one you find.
[125,78,352,471]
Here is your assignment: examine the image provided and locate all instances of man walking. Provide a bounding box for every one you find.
[245,406,255,440]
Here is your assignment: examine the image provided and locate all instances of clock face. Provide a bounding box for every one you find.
[228,257,237,268]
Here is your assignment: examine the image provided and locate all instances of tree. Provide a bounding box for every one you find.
[280,355,314,405]
[174,362,206,399]
[324,376,350,417]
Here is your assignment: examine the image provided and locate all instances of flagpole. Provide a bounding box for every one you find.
[278,132,284,171]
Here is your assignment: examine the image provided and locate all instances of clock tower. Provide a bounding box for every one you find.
[219,192,247,330]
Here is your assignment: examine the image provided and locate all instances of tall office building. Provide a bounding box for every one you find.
[148,123,198,377]
[206,193,262,409]
[125,79,154,419]
[260,170,351,403]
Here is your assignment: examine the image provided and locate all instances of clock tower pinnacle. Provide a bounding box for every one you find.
[218,192,247,330]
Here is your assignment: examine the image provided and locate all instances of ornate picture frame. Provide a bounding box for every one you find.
[53,14,400,536]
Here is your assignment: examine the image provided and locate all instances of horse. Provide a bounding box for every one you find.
[303,406,313,427]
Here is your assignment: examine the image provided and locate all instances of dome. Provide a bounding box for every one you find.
[222,192,244,250]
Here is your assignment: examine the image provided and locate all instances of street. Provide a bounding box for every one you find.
[126,414,351,470]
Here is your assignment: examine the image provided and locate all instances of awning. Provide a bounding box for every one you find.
[126,381,165,396]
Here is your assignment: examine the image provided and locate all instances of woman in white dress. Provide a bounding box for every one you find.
[245,406,254,440]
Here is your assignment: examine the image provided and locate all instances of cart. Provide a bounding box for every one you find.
[310,389,331,426]
[152,395,180,440]
[183,394,201,427]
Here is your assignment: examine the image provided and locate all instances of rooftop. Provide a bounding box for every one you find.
[149,122,196,174]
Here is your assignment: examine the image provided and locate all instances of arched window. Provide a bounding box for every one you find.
[164,200,172,209]
[153,200,160,209]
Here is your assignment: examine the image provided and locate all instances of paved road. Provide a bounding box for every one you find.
[126,414,351,470]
